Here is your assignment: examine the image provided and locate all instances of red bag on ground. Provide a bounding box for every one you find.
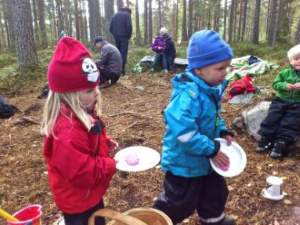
[227,75,256,99]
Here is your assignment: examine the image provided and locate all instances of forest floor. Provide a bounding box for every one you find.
[1,64,300,225]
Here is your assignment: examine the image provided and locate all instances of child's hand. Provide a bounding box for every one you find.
[293,82,300,90]
[287,84,295,90]
[212,151,229,171]
[108,139,119,157]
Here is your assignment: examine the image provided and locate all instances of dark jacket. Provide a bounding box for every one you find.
[109,11,132,39]
[163,35,176,59]
[96,42,122,75]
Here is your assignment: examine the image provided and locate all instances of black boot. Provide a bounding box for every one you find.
[256,137,273,153]
[270,140,287,159]
[202,216,236,225]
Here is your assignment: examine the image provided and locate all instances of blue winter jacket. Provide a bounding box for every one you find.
[161,71,228,177]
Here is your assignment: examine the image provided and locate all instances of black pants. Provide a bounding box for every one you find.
[99,67,120,84]
[63,201,105,225]
[153,172,228,224]
[258,98,300,143]
[113,36,129,73]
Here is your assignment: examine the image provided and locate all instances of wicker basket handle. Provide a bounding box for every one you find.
[88,208,148,225]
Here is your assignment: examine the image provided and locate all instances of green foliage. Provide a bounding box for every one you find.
[231,42,291,63]
[175,45,187,58]
[0,53,16,69]
[127,47,152,73]
[0,49,50,95]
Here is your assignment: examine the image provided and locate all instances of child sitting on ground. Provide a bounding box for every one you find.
[151,27,176,73]
[153,30,235,225]
[256,44,300,159]
[41,36,117,225]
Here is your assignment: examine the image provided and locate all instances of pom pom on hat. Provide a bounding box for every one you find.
[187,30,233,70]
[159,27,168,35]
[48,36,100,93]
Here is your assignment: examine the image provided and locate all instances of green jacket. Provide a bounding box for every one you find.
[272,66,300,103]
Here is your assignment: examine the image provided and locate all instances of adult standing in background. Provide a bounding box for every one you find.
[110,7,132,75]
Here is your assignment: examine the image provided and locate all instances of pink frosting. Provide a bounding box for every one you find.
[125,153,140,166]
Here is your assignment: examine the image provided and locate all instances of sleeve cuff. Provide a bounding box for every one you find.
[208,140,220,158]
[220,130,234,138]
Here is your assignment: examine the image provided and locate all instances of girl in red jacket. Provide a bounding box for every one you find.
[41,36,117,225]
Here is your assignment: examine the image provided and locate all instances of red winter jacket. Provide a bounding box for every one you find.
[43,105,116,214]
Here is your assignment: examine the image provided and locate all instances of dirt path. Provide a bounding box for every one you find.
[1,73,300,225]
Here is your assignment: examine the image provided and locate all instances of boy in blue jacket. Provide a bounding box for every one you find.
[153,30,235,225]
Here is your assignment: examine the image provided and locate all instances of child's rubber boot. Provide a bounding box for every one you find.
[256,137,272,153]
[202,216,236,225]
[270,140,286,159]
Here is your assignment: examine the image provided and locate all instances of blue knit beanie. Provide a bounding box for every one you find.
[187,30,233,70]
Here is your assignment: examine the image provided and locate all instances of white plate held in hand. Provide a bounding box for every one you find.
[114,146,161,172]
[209,138,247,177]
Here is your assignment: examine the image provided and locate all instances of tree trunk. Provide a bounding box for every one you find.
[88,0,101,41]
[83,18,88,43]
[135,0,141,45]
[296,19,300,44]
[55,0,64,36]
[237,0,243,41]
[117,0,124,10]
[10,0,38,70]
[223,0,227,40]
[31,0,40,46]
[158,0,162,30]
[187,0,193,38]
[228,0,235,43]
[37,0,48,48]
[241,0,248,41]
[252,0,261,44]
[0,6,6,50]
[48,0,57,42]
[213,0,221,32]
[266,0,271,38]
[206,2,211,29]
[74,0,81,40]
[232,0,238,41]
[175,0,179,40]
[277,0,289,42]
[172,1,178,42]
[271,0,279,46]
[148,0,153,43]
[181,0,187,42]
[79,0,85,41]
[3,0,15,49]
[104,0,114,43]
[268,0,279,45]
[144,0,148,45]
[64,0,72,36]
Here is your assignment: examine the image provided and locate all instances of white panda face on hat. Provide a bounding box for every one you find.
[82,58,99,83]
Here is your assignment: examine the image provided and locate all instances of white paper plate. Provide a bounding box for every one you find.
[114,146,161,172]
[209,138,247,177]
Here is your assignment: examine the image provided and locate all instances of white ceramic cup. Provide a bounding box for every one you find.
[267,184,281,197]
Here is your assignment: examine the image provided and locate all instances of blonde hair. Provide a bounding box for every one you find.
[287,44,300,61]
[41,88,101,136]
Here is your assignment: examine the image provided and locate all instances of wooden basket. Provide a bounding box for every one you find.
[88,208,173,225]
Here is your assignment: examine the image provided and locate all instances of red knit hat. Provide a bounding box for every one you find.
[48,36,100,93]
